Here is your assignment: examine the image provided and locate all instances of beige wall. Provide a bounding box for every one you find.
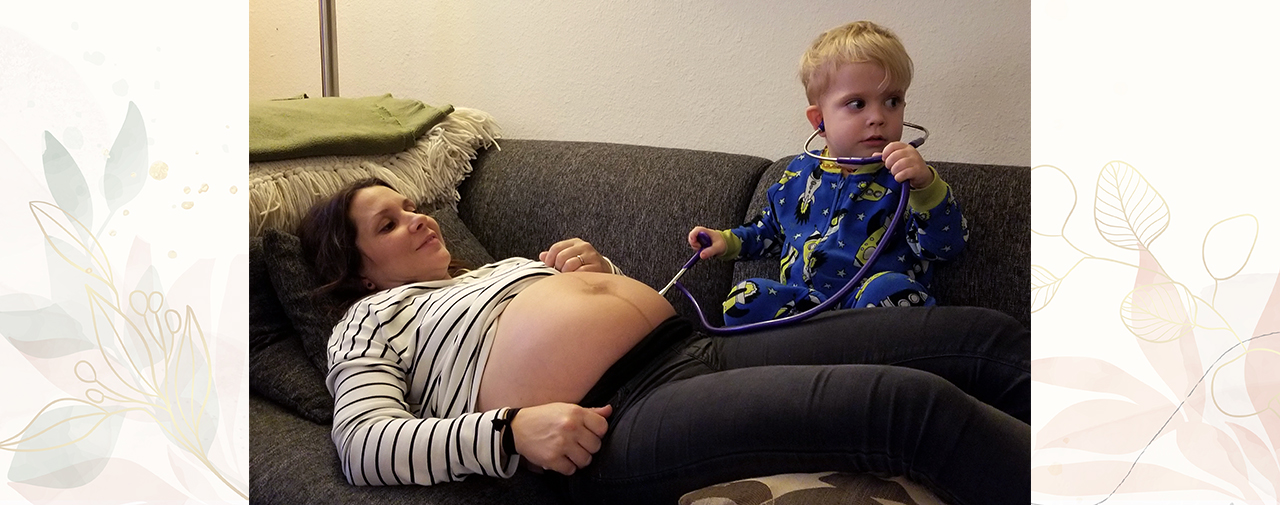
[250,0,1028,165]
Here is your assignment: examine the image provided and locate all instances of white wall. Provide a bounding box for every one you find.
[250,0,1028,166]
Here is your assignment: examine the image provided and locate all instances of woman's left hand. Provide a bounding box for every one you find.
[539,238,613,273]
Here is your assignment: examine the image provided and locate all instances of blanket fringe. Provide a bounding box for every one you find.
[249,107,502,236]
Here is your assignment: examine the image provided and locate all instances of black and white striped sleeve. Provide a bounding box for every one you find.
[325,296,518,486]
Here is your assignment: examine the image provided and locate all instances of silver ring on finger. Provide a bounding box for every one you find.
[576,254,586,265]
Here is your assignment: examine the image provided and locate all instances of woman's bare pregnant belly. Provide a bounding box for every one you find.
[476,271,676,411]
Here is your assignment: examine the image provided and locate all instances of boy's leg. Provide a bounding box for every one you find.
[843,271,936,309]
[714,305,1030,423]
[566,363,1029,505]
[722,278,823,326]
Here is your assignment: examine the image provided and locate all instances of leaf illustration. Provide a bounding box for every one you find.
[1250,278,1280,460]
[129,269,171,357]
[3,400,125,488]
[9,457,186,501]
[1202,214,1258,282]
[157,306,219,453]
[167,445,220,499]
[1133,249,1206,420]
[1225,421,1280,498]
[44,236,95,322]
[30,201,115,292]
[103,102,147,215]
[1032,461,1236,497]
[0,293,92,358]
[1035,399,1176,454]
[1031,264,1063,312]
[86,286,159,395]
[1120,281,1196,343]
[1093,161,1169,250]
[1031,356,1170,407]
[1212,347,1279,417]
[41,131,93,242]
[1175,421,1258,501]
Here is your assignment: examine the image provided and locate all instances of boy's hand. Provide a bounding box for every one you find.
[877,142,934,189]
[688,226,726,260]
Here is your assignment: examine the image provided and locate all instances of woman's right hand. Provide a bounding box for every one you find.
[687,226,726,260]
[511,403,613,475]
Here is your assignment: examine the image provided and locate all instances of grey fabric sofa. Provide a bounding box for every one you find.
[249,139,1029,504]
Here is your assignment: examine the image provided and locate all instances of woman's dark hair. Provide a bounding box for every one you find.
[298,177,470,303]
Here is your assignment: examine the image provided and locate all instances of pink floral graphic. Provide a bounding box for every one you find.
[1031,161,1278,502]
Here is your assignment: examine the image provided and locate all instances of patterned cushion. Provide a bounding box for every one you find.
[680,472,947,505]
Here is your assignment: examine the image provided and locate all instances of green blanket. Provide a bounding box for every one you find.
[250,94,453,162]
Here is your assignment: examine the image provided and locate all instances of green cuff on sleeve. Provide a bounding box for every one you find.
[719,230,742,259]
[908,165,948,211]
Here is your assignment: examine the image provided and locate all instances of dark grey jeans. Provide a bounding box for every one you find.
[562,305,1030,505]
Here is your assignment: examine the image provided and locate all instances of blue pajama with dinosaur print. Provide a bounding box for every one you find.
[719,151,968,325]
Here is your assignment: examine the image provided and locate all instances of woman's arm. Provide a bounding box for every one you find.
[326,297,517,486]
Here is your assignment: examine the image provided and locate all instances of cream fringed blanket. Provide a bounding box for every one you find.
[249,107,501,236]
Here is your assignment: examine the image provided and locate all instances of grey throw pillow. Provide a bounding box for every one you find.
[249,236,334,424]
[249,236,293,352]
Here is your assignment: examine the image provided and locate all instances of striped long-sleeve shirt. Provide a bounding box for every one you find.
[325,257,557,486]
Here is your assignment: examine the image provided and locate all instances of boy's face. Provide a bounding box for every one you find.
[806,62,906,160]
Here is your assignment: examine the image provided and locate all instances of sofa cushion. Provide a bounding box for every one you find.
[734,156,1030,328]
[250,335,334,424]
[251,394,564,505]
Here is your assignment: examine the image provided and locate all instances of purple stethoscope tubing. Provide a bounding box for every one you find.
[666,122,926,334]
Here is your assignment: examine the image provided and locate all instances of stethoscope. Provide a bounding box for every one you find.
[658,122,928,334]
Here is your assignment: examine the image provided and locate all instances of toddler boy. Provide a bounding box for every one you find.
[687,20,967,325]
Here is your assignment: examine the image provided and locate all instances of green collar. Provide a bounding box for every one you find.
[817,147,883,175]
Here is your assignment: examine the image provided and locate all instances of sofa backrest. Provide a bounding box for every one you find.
[457,139,772,324]
[734,156,1031,328]
[459,139,1029,329]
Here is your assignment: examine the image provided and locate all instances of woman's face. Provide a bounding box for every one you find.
[349,185,451,289]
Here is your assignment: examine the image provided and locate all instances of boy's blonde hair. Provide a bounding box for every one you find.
[800,21,914,105]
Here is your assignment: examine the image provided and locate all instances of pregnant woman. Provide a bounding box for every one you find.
[299,178,1030,505]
